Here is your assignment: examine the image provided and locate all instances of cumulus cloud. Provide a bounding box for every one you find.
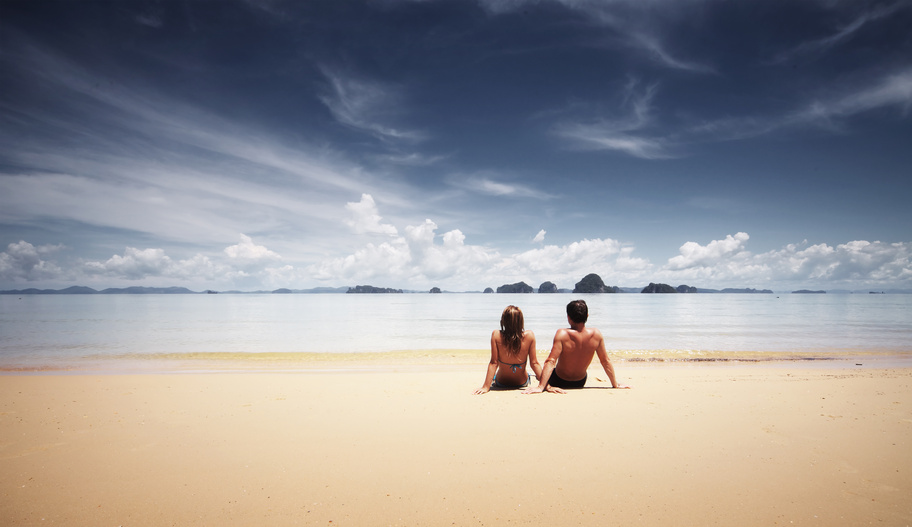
[311,217,499,285]
[74,234,284,286]
[533,230,546,243]
[84,247,221,281]
[224,234,282,262]
[666,232,751,270]
[345,194,399,236]
[3,225,910,291]
[0,240,64,281]
[657,233,912,288]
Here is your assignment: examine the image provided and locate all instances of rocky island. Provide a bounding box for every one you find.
[346,285,403,294]
[496,282,534,293]
[572,273,618,293]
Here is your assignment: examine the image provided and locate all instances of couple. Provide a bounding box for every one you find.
[474,300,630,395]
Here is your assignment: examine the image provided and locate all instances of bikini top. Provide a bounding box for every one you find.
[498,358,526,373]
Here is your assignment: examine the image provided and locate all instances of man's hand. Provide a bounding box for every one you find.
[613,384,632,389]
[545,385,566,394]
[521,386,544,394]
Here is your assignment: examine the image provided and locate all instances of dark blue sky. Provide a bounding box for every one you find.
[1,0,911,291]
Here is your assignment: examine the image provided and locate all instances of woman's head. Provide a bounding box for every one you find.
[500,305,524,354]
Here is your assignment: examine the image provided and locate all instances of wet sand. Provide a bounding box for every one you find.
[1,363,910,525]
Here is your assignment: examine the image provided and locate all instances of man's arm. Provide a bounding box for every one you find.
[594,330,629,389]
[522,330,565,394]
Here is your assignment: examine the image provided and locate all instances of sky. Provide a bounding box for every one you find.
[1,0,911,292]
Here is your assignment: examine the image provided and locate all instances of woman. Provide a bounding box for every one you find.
[474,305,542,394]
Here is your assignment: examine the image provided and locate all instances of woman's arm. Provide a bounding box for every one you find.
[474,331,499,394]
[526,331,542,381]
[523,330,565,394]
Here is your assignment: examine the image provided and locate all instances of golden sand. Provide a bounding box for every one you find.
[1,363,910,525]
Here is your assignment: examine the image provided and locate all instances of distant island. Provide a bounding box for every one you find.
[0,286,198,295]
[538,281,559,293]
[792,290,826,294]
[2,283,908,295]
[496,281,533,293]
[641,282,677,293]
[695,288,775,294]
[573,273,618,293]
[346,285,403,294]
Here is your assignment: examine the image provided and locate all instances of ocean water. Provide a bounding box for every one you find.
[1,293,911,370]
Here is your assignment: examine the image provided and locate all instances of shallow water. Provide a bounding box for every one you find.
[1,293,910,370]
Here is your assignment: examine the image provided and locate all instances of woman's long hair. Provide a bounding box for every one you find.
[500,305,524,355]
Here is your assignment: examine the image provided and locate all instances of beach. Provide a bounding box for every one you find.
[1,362,910,526]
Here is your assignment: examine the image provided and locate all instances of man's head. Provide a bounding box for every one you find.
[567,300,588,324]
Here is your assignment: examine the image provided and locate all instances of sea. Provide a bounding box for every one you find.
[1,293,911,372]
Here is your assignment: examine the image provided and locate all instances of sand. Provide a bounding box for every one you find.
[1,363,911,526]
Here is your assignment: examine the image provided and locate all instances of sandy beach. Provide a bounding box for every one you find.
[2,362,910,526]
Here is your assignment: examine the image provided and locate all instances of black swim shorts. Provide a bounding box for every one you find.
[548,371,587,389]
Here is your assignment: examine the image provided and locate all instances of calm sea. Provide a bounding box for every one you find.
[2,293,911,371]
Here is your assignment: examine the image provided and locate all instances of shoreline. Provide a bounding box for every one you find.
[3,348,911,375]
[2,365,910,525]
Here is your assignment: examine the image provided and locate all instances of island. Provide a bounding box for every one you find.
[572,273,618,293]
[496,282,534,293]
[346,285,403,294]
[641,283,677,293]
[538,281,559,293]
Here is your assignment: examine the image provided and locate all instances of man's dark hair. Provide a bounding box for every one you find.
[567,300,588,324]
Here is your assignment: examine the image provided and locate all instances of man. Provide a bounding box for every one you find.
[522,299,630,394]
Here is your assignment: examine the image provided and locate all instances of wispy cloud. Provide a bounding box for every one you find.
[480,0,715,73]
[318,67,426,143]
[629,30,716,74]
[0,38,407,253]
[770,1,909,64]
[794,68,912,123]
[452,175,552,199]
[552,79,674,159]
[679,67,912,144]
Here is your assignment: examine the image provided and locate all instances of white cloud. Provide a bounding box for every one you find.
[4,228,911,291]
[533,230,546,243]
[224,234,282,263]
[0,240,64,282]
[345,194,399,236]
[666,232,751,270]
[655,233,912,289]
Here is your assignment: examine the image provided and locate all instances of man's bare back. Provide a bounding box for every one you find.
[523,300,630,394]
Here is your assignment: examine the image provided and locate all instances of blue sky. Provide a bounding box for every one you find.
[1,0,911,292]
